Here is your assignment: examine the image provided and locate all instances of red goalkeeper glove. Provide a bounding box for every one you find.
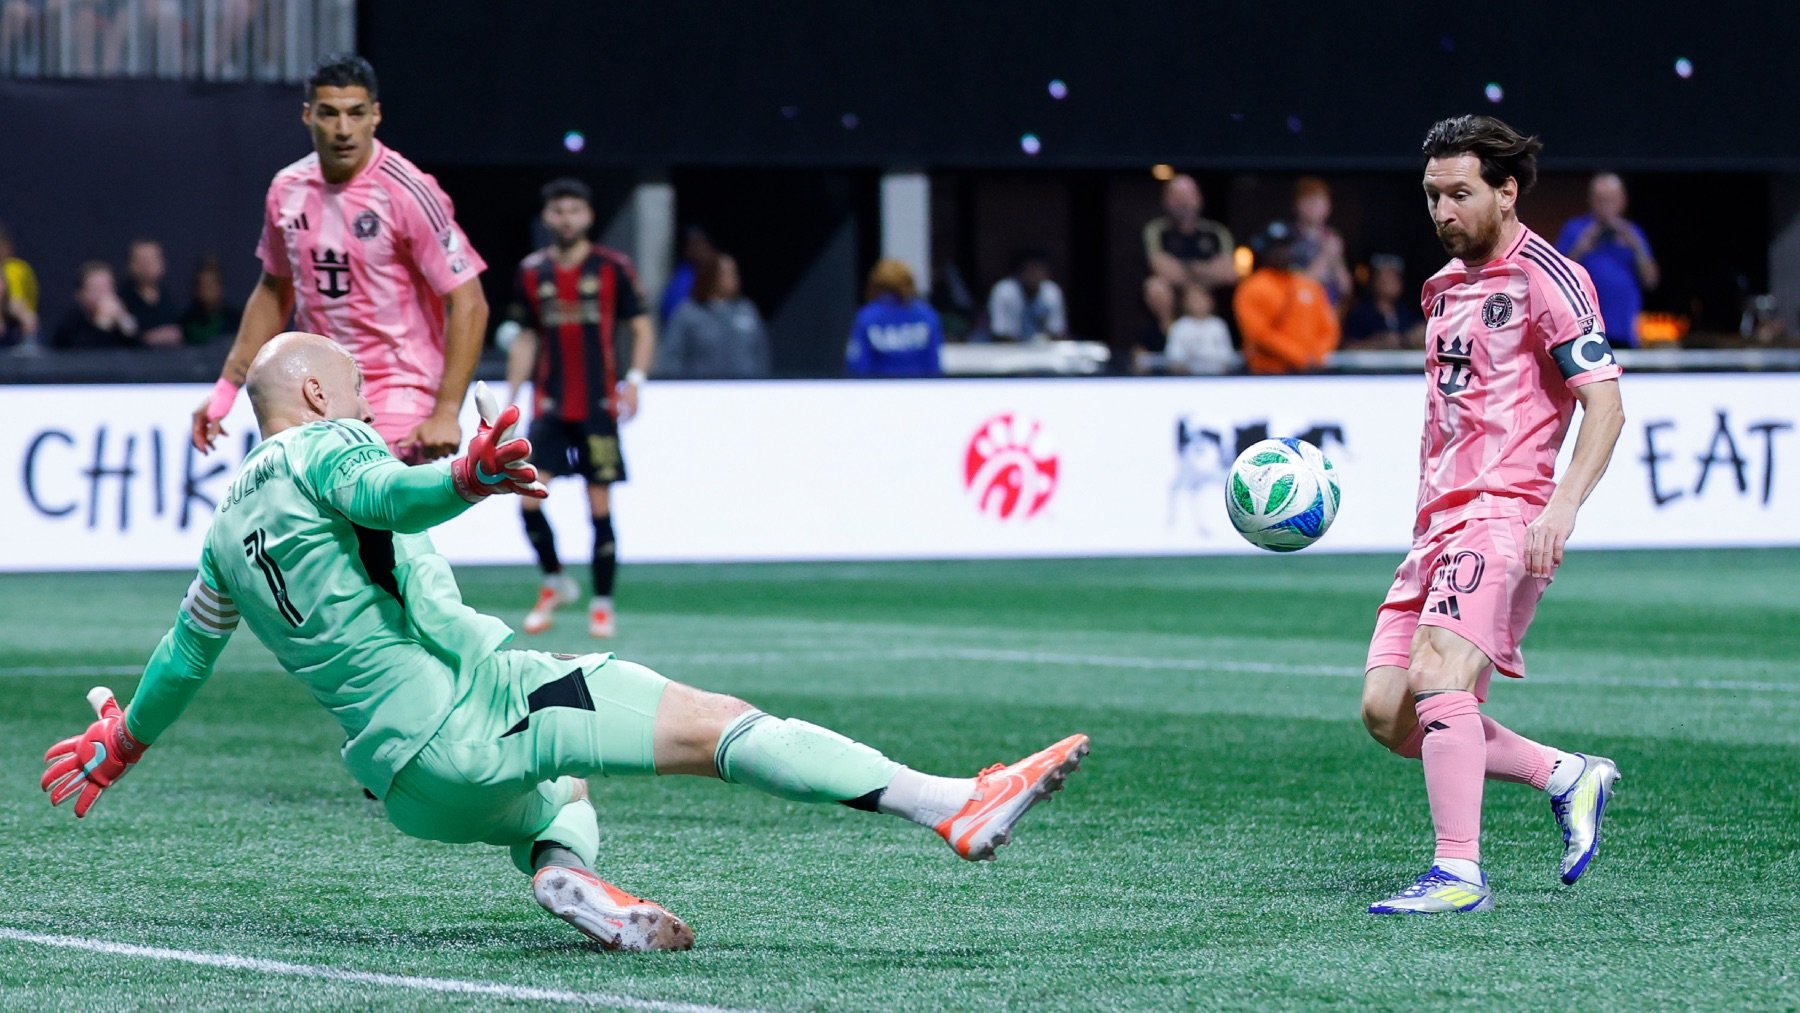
[42,687,148,819]
[449,381,548,502]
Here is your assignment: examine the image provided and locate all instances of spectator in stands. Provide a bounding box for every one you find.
[1341,254,1426,350]
[847,258,944,377]
[0,223,39,317]
[1291,177,1352,310]
[0,264,38,348]
[120,238,182,346]
[659,225,717,325]
[1139,174,1236,371]
[51,261,137,349]
[657,253,770,378]
[1557,172,1659,347]
[987,250,1067,342]
[180,255,241,345]
[1164,284,1238,375]
[1232,222,1338,374]
[1142,174,1236,334]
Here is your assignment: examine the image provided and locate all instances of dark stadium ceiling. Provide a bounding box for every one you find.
[363,0,1797,171]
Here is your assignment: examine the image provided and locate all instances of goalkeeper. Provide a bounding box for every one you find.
[41,332,1088,952]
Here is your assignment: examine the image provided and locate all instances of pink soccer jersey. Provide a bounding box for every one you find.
[1413,226,1622,529]
[255,140,485,409]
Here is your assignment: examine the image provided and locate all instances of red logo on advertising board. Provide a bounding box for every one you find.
[964,413,1058,520]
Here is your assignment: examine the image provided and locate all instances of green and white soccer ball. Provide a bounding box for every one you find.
[1224,438,1341,552]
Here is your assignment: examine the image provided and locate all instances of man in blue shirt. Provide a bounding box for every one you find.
[1556,173,1659,347]
[847,258,944,377]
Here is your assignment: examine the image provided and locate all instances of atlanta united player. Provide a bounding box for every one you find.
[1361,115,1626,914]
[503,178,656,638]
[191,54,488,464]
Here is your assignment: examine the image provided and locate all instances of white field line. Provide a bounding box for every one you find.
[0,928,760,1012]
[6,647,1797,695]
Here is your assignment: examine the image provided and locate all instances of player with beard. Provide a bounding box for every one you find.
[191,53,488,464]
[1361,115,1627,914]
[504,178,656,638]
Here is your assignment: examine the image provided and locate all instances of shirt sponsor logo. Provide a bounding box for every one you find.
[353,210,381,240]
[964,413,1058,521]
[1481,293,1513,329]
[312,249,352,299]
[1435,333,1476,396]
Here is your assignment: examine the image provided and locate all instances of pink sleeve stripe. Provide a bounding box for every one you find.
[378,161,449,232]
[1520,239,1594,317]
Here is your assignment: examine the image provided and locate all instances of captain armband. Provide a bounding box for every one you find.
[1550,327,1618,380]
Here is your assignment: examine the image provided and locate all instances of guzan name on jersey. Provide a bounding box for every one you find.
[1413,227,1622,528]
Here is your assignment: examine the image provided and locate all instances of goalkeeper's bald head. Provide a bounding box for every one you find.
[246,331,372,436]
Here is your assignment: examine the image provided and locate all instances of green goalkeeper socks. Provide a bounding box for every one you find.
[713,710,901,805]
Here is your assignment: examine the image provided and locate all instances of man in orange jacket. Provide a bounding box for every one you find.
[1233,221,1340,374]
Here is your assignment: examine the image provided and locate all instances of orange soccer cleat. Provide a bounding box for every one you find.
[936,733,1090,861]
[531,866,694,952]
[523,575,580,635]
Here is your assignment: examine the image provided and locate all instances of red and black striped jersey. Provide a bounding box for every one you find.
[508,246,645,422]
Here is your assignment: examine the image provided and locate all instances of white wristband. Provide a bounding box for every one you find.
[625,369,648,387]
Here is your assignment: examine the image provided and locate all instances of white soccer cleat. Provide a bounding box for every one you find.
[588,597,615,639]
[532,866,694,952]
[1551,753,1621,885]
[936,733,1089,861]
[523,575,580,635]
[1368,866,1494,914]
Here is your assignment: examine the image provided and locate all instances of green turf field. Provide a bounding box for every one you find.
[3,551,1798,1010]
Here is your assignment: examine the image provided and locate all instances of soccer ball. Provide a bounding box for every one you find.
[1224,438,1340,552]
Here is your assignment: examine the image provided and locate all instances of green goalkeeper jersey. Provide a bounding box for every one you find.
[124,418,514,796]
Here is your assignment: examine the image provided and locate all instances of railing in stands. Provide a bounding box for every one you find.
[1,0,354,82]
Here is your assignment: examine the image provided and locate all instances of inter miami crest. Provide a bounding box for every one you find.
[1482,293,1513,328]
[1436,333,1475,396]
[353,210,380,240]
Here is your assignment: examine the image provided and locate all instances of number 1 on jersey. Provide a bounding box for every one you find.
[244,528,306,627]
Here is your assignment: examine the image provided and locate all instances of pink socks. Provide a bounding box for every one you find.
[1415,691,1485,864]
[1388,710,1555,793]
[1481,715,1555,790]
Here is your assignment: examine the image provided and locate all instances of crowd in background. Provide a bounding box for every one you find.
[0,229,240,351]
[0,166,1666,378]
[845,169,1664,377]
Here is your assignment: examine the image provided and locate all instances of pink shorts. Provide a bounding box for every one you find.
[367,386,436,464]
[1365,511,1550,699]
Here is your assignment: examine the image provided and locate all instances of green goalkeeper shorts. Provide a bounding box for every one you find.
[383,649,669,870]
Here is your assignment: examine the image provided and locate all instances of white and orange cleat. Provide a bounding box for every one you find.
[936,733,1090,861]
[588,596,616,639]
[523,574,580,635]
[532,866,695,952]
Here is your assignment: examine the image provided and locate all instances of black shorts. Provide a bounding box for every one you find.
[527,414,626,486]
